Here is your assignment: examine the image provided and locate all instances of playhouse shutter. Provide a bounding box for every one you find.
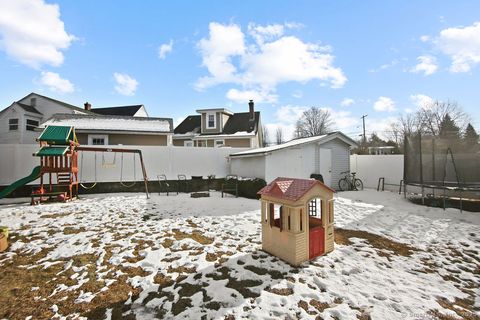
[279,206,283,231]
[269,203,274,227]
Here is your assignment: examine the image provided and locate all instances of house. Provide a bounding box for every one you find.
[258,177,335,265]
[0,92,94,144]
[0,93,173,146]
[173,100,262,148]
[229,132,358,189]
[41,113,173,146]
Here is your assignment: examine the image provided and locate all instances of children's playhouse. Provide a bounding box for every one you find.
[258,177,335,265]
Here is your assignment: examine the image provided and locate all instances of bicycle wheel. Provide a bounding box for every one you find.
[354,179,364,191]
[338,178,349,191]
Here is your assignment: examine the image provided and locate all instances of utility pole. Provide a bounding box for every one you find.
[361,114,368,152]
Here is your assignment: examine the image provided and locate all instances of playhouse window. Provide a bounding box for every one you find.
[264,202,268,223]
[8,118,18,131]
[300,209,303,231]
[288,214,291,230]
[309,198,324,217]
[269,203,282,229]
[26,119,39,131]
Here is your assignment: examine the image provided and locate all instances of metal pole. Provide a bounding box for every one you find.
[418,133,424,205]
[361,114,368,152]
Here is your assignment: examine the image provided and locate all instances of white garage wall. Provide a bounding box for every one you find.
[350,154,403,190]
[0,144,247,185]
[318,139,351,189]
[264,144,317,183]
[230,155,266,180]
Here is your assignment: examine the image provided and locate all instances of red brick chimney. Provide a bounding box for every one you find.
[249,100,254,120]
[84,102,91,111]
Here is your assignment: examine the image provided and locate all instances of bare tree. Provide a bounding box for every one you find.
[389,100,470,143]
[417,100,469,136]
[275,127,284,145]
[261,125,269,147]
[295,107,333,138]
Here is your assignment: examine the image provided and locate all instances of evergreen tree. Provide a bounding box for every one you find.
[438,113,461,139]
[463,123,479,151]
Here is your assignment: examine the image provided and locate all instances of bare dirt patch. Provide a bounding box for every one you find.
[335,228,417,257]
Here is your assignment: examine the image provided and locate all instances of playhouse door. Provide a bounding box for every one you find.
[309,227,325,259]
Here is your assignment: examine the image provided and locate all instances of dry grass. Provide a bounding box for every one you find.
[265,286,294,296]
[63,226,86,235]
[335,228,417,257]
[171,228,214,245]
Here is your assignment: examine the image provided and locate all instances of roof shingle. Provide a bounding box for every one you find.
[258,177,334,201]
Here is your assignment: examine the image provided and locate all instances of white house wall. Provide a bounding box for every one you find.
[19,94,85,121]
[0,107,22,144]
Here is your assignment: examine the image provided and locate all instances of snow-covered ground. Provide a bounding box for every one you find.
[0,190,478,320]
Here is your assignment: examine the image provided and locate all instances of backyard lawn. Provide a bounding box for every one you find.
[0,190,478,320]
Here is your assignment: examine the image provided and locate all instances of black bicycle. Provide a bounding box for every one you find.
[338,171,363,191]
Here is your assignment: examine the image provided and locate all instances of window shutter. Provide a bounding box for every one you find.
[269,203,274,227]
[279,206,283,232]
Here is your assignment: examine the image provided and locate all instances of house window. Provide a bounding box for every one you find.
[88,135,108,145]
[215,139,224,147]
[184,141,193,147]
[26,119,39,131]
[206,113,216,129]
[8,119,18,131]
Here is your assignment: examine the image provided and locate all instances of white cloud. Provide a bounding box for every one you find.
[367,116,398,140]
[226,88,277,104]
[410,94,434,110]
[435,21,480,73]
[248,23,285,44]
[275,105,307,124]
[0,0,75,68]
[39,71,74,93]
[369,59,399,73]
[340,98,355,107]
[373,96,396,112]
[113,73,138,96]
[196,22,245,89]
[420,35,430,42]
[196,22,346,102]
[158,40,173,59]
[410,55,438,76]
[292,90,303,98]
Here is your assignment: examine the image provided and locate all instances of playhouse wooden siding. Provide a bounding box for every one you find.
[260,183,334,265]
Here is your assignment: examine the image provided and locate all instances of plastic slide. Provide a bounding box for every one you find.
[0,166,41,199]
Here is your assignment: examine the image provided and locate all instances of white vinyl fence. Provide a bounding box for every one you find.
[0,144,247,185]
[350,154,404,191]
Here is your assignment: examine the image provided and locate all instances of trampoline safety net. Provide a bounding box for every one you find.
[404,133,480,191]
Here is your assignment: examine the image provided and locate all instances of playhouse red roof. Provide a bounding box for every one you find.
[258,177,335,201]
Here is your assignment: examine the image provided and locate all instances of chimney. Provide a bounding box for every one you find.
[30,97,36,107]
[248,100,254,120]
[84,102,91,111]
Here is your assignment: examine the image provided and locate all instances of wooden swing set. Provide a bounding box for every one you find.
[31,125,149,205]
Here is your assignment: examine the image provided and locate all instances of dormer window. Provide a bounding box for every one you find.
[206,113,216,129]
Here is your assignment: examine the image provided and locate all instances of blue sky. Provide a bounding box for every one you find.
[0,0,479,141]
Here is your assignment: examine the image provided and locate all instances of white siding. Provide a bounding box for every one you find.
[18,94,84,121]
[264,144,316,183]
[0,107,22,144]
[318,139,351,190]
[230,155,266,180]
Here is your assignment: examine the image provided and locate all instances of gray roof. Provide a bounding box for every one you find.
[92,105,144,116]
[230,132,358,157]
[17,102,43,115]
